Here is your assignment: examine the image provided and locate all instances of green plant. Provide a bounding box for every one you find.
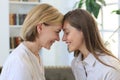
[74,0,106,18]
[112,9,120,15]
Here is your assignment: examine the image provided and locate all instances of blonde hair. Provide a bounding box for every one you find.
[20,3,63,41]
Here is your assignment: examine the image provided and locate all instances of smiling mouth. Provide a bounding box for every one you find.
[50,41,55,45]
[66,42,71,46]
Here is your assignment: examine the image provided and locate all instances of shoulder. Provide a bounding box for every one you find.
[99,54,120,69]
[0,44,33,80]
[105,67,120,80]
[93,54,120,77]
[2,43,32,72]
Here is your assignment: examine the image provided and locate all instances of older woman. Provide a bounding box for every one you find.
[0,3,63,80]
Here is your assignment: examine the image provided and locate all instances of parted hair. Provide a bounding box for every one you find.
[63,8,119,69]
[20,3,63,41]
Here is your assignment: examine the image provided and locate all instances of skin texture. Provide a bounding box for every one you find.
[36,23,62,50]
[62,21,89,58]
[24,23,62,56]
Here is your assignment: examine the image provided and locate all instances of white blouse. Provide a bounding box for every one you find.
[71,53,120,80]
[0,43,45,80]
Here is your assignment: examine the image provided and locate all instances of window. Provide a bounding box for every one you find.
[97,0,120,58]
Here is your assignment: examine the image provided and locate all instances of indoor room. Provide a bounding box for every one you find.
[0,0,120,80]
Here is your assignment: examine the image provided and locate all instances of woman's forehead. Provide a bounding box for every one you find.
[63,22,71,30]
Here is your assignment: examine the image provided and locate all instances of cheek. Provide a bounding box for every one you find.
[68,33,76,41]
[51,32,59,39]
[77,36,84,44]
[38,31,51,43]
[76,33,85,47]
[44,32,56,43]
[42,30,53,38]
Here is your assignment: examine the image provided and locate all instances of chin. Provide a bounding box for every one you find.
[68,47,74,52]
[44,45,51,50]
[44,47,51,50]
[43,43,52,50]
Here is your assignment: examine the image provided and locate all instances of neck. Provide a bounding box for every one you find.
[79,45,90,59]
[23,41,41,55]
[81,50,89,59]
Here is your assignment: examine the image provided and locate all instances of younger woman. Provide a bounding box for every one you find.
[62,9,120,80]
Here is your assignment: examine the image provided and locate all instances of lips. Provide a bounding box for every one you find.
[50,41,55,45]
[66,42,71,46]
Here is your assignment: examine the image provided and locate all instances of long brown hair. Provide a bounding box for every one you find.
[63,8,119,69]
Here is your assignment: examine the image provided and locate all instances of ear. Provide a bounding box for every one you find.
[36,23,43,33]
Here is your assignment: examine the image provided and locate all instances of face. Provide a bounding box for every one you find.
[37,23,62,49]
[62,21,85,52]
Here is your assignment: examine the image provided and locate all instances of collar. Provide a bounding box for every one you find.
[83,53,96,67]
[77,53,96,67]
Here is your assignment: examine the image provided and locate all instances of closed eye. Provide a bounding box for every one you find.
[56,31,60,33]
[55,30,61,33]
[64,31,69,35]
[65,32,69,35]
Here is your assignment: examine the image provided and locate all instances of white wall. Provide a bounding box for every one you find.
[0,0,9,66]
[41,0,76,14]
[118,0,120,59]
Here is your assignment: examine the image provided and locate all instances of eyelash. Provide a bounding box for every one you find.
[55,31,59,33]
[65,32,69,35]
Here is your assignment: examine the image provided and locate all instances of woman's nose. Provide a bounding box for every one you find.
[62,35,66,41]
